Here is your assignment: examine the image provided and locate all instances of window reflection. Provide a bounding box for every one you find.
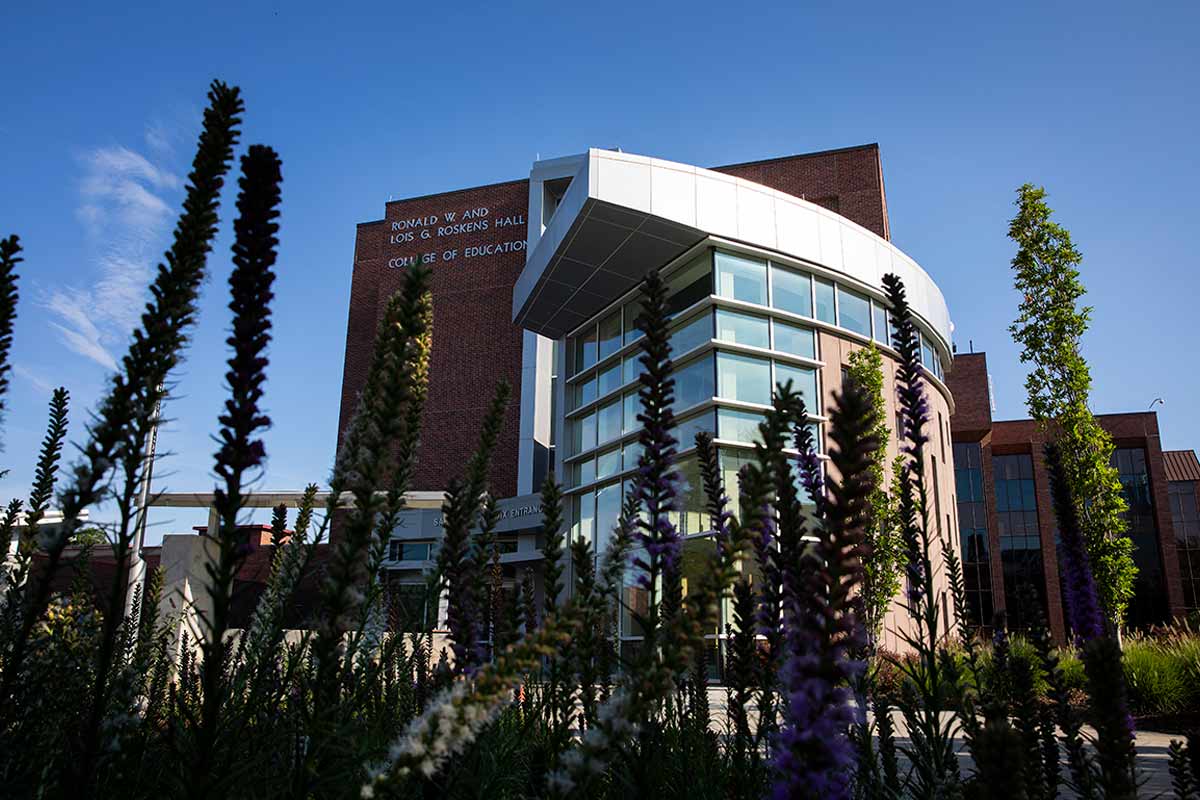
[715,251,767,305]
[717,352,771,405]
[773,320,816,359]
[716,309,769,349]
[772,266,812,317]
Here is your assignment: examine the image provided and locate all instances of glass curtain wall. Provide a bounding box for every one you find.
[992,453,1047,630]
[954,443,993,631]
[1113,448,1167,627]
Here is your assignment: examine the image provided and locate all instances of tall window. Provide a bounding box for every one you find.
[1169,481,1200,611]
[954,443,992,630]
[993,453,1046,630]
[1113,447,1167,627]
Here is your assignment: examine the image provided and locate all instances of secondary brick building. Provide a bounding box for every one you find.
[948,351,1193,642]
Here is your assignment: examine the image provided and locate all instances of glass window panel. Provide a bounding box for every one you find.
[775,362,819,412]
[805,421,823,454]
[623,297,645,345]
[669,310,712,357]
[577,412,596,453]
[921,334,934,369]
[814,278,835,323]
[400,542,432,561]
[578,456,596,486]
[836,286,871,336]
[572,490,595,547]
[714,251,767,305]
[598,310,622,361]
[623,392,639,434]
[674,354,715,412]
[872,302,888,346]
[717,352,771,405]
[672,411,716,451]
[597,448,621,481]
[666,252,713,317]
[598,399,622,445]
[622,549,649,639]
[623,356,639,385]
[578,327,598,373]
[772,266,812,317]
[623,440,643,470]
[596,482,622,550]
[574,376,596,408]
[597,363,621,397]
[718,407,765,445]
[773,321,816,359]
[715,309,769,349]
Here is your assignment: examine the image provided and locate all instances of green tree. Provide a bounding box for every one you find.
[1008,183,1136,629]
[71,527,107,547]
[845,345,904,649]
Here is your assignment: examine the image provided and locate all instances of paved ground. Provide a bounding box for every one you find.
[889,723,1177,796]
[706,691,1180,795]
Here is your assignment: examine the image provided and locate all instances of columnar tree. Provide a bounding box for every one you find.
[1008,183,1136,630]
[844,345,903,651]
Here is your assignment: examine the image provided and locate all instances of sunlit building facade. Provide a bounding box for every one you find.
[342,144,960,658]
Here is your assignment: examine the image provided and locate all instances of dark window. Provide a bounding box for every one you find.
[388,582,432,632]
[954,442,992,632]
[1113,448,1167,628]
[993,453,1047,631]
[1169,481,1200,612]
[388,540,434,562]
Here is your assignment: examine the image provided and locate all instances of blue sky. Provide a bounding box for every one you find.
[1,1,1197,543]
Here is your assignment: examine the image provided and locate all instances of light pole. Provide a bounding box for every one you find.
[124,393,162,619]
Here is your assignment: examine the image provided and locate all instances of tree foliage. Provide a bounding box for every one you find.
[843,345,903,648]
[1007,183,1136,629]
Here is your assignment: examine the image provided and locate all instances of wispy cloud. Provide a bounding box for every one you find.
[13,364,56,396]
[44,141,184,369]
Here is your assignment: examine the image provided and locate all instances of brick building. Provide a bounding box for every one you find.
[948,351,1196,642]
[341,144,958,655]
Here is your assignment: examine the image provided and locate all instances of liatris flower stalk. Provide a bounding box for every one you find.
[540,475,566,613]
[364,601,580,794]
[1081,635,1138,799]
[1044,441,1105,643]
[0,498,23,587]
[771,379,873,800]
[235,484,318,701]
[436,383,511,675]
[0,234,21,437]
[314,263,432,694]
[880,273,963,797]
[1168,739,1195,800]
[629,270,682,651]
[187,143,283,798]
[551,453,750,797]
[1,81,244,713]
[269,502,288,548]
[0,388,68,622]
[1047,441,1138,797]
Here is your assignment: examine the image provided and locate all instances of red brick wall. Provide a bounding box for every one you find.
[338,146,893,503]
[947,353,992,440]
[714,144,890,240]
[338,180,531,499]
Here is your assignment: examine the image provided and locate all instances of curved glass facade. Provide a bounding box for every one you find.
[558,245,952,666]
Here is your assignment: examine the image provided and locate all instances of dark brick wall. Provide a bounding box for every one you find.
[947,353,992,440]
[714,144,890,240]
[338,180,531,501]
